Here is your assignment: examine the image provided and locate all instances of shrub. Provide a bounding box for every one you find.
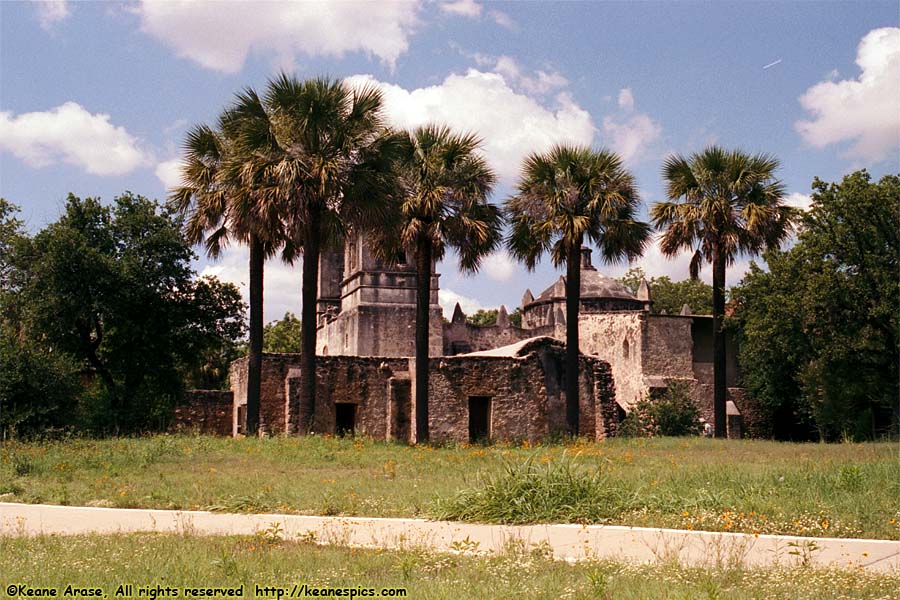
[620,381,701,437]
[0,331,80,438]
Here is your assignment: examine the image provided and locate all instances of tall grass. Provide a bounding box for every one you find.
[1,435,898,538]
[434,453,630,523]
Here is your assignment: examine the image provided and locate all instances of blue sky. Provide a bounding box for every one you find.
[2,1,898,321]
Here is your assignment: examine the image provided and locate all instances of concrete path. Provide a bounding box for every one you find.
[2,502,898,573]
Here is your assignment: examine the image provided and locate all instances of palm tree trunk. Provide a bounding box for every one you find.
[712,246,727,438]
[565,243,581,437]
[299,221,321,433]
[246,234,264,435]
[415,236,432,443]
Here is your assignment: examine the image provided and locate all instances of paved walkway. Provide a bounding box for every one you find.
[2,502,898,572]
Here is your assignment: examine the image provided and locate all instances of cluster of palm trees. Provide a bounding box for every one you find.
[172,73,794,441]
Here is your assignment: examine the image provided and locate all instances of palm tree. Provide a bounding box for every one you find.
[506,145,650,437]
[171,94,288,436]
[243,75,404,432]
[388,125,501,442]
[652,146,794,438]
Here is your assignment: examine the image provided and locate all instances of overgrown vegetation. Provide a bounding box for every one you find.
[731,171,899,441]
[434,454,622,523]
[3,533,897,599]
[465,307,523,328]
[619,381,702,437]
[619,266,714,315]
[262,312,303,353]
[1,435,898,539]
[0,195,245,436]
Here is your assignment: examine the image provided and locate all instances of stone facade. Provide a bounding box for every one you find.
[172,390,234,436]
[182,236,754,441]
[229,337,618,443]
[316,230,443,358]
[445,247,745,424]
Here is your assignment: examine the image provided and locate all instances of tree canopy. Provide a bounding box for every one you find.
[619,267,714,315]
[263,312,303,353]
[2,193,245,434]
[732,170,899,440]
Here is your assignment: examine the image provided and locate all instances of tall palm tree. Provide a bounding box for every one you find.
[171,96,288,435]
[507,145,650,437]
[388,125,501,442]
[652,146,794,438]
[241,75,403,432]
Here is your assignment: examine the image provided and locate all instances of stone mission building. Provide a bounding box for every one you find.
[191,231,755,442]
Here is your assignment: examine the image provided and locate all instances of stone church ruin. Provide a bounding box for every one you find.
[177,231,758,441]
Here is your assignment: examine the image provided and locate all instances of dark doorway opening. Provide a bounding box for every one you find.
[335,403,356,437]
[468,396,491,443]
[236,405,247,435]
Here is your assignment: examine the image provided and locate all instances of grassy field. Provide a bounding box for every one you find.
[2,533,898,600]
[1,435,898,539]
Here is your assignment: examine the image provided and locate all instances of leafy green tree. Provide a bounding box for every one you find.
[733,171,899,440]
[0,330,81,438]
[507,146,650,436]
[619,267,713,315]
[263,312,303,353]
[466,309,498,327]
[652,147,794,438]
[0,200,81,437]
[0,198,24,293]
[387,125,501,442]
[15,193,244,432]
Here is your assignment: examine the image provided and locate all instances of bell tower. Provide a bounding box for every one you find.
[316,230,443,357]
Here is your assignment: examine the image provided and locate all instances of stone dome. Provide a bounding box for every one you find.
[530,247,639,304]
[533,271,638,303]
[520,248,648,327]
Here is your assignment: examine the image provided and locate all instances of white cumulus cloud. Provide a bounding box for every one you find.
[617,88,635,112]
[345,70,595,182]
[481,251,516,282]
[796,27,900,163]
[33,0,69,30]
[602,88,662,164]
[200,246,302,324]
[438,288,483,318]
[0,102,148,176]
[492,56,568,95]
[784,192,813,212]
[134,0,421,73]
[488,10,514,29]
[155,159,183,190]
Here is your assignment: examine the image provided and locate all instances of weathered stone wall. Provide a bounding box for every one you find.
[317,304,443,357]
[427,348,616,443]
[689,383,765,438]
[690,318,742,386]
[443,322,532,355]
[230,353,301,435]
[642,315,695,378]
[287,356,410,439]
[172,390,234,436]
[578,312,645,410]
